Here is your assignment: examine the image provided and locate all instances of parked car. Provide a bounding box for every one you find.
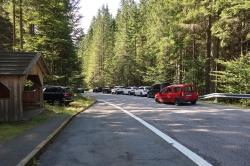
[93,87,102,92]
[123,86,137,95]
[147,82,171,98]
[134,86,151,96]
[155,84,198,105]
[102,86,112,94]
[76,88,84,93]
[43,86,74,106]
[111,86,125,94]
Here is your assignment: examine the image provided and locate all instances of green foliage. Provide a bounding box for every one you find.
[0,0,83,86]
[79,0,249,95]
[212,53,250,94]
[1,0,245,95]
[79,6,115,87]
[0,1,12,51]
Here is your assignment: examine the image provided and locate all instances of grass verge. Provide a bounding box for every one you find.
[200,99,250,109]
[0,96,95,144]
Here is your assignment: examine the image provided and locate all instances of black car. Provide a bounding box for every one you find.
[76,88,85,93]
[147,82,171,98]
[43,86,74,105]
[93,87,102,92]
[102,87,112,93]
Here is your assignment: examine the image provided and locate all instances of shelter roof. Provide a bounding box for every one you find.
[0,52,49,76]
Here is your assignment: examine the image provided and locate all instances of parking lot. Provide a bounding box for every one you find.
[38,92,250,166]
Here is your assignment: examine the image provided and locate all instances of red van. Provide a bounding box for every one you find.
[155,84,198,105]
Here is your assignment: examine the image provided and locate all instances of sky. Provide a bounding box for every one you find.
[79,0,122,33]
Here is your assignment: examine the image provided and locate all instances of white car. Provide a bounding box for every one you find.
[134,86,151,96]
[111,86,125,94]
[123,86,137,95]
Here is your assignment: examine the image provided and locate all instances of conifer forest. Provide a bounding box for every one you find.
[0,0,249,95]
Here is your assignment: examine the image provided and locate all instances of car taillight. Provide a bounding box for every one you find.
[64,93,71,97]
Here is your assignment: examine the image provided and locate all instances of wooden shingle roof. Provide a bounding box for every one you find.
[0,52,49,75]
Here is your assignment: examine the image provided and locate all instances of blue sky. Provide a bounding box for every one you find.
[79,0,139,33]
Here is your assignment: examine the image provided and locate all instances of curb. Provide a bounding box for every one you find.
[17,99,97,166]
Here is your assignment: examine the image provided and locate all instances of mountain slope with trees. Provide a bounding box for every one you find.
[79,0,249,95]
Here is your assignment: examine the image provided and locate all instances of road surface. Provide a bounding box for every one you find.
[38,93,250,166]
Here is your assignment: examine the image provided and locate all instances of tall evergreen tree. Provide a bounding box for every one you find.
[0,0,13,51]
[79,6,115,87]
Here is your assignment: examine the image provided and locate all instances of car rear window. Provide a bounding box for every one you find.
[184,86,194,92]
[44,87,58,92]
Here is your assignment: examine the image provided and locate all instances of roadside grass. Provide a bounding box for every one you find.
[200,98,250,109]
[0,96,95,144]
[45,96,95,115]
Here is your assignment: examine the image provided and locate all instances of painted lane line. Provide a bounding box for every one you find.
[99,100,213,166]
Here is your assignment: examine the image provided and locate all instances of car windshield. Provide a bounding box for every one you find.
[116,86,124,88]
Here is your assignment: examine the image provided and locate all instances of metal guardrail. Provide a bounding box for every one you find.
[200,93,250,99]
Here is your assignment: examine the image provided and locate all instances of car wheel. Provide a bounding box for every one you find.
[65,102,70,106]
[155,98,160,103]
[191,100,197,105]
[54,100,62,106]
[48,100,53,105]
[175,98,180,106]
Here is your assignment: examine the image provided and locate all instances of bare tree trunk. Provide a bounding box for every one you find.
[212,37,220,93]
[12,0,16,52]
[179,49,183,83]
[192,38,196,84]
[19,0,23,50]
[205,15,212,94]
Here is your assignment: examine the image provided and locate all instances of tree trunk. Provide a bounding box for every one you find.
[12,0,16,52]
[212,37,220,93]
[19,0,23,50]
[205,15,212,94]
[192,38,196,84]
[179,49,183,83]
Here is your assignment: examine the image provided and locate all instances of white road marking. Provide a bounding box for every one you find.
[99,100,213,166]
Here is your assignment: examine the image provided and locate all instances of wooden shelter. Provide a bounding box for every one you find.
[0,52,49,122]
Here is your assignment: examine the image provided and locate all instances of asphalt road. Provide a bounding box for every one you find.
[38,93,250,166]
